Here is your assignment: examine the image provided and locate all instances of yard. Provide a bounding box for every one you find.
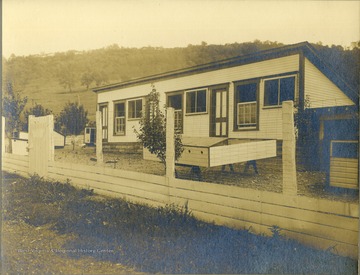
[55,146,358,203]
[2,172,357,274]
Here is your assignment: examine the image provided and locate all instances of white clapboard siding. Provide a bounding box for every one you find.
[304,58,354,108]
[98,55,299,143]
[183,113,209,137]
[229,81,284,140]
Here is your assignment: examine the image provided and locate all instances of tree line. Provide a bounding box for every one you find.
[4,40,359,93]
[2,40,359,143]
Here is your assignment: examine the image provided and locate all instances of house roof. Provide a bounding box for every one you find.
[92,42,358,103]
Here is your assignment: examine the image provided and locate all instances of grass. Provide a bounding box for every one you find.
[3,172,357,274]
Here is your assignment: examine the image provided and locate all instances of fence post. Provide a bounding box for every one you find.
[28,115,54,177]
[166,107,175,180]
[282,101,297,195]
[96,111,103,164]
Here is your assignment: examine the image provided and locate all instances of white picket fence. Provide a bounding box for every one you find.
[1,107,359,259]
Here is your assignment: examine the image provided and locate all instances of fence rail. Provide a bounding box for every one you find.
[2,152,358,258]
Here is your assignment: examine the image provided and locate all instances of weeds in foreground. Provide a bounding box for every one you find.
[3,172,357,274]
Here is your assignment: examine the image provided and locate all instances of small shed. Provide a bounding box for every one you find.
[11,130,65,155]
[144,137,277,167]
[84,127,96,145]
[53,131,65,148]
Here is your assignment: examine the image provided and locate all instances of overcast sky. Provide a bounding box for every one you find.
[3,0,360,57]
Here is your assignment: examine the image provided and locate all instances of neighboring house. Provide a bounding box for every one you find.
[92,42,358,184]
[11,130,65,155]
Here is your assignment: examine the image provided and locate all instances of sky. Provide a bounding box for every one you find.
[2,0,360,57]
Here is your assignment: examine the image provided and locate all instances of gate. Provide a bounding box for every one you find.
[28,115,54,176]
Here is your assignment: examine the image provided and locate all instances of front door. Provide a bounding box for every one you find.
[210,89,228,137]
[99,104,108,142]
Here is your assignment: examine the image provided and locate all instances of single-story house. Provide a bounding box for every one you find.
[92,42,358,187]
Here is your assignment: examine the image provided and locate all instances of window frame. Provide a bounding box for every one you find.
[113,101,126,136]
[233,80,259,131]
[167,92,184,134]
[127,98,143,120]
[185,89,208,115]
[263,75,297,108]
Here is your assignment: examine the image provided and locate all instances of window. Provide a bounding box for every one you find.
[186,89,207,114]
[114,102,125,135]
[128,99,142,119]
[235,82,258,129]
[168,93,183,133]
[264,76,295,106]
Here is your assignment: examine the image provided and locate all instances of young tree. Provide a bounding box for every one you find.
[55,102,88,136]
[22,103,52,131]
[135,85,183,168]
[2,82,28,152]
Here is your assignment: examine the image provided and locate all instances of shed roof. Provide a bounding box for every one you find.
[93,42,358,103]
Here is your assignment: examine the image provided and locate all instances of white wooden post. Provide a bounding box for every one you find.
[166,107,175,179]
[282,101,297,195]
[96,111,103,164]
[28,115,54,177]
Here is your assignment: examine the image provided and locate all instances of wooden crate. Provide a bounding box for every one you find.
[144,137,277,168]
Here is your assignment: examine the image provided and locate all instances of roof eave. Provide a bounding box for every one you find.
[92,42,310,93]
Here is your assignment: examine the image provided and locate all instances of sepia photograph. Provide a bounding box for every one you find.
[1,0,359,274]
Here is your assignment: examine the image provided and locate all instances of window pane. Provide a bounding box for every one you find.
[128,99,142,118]
[280,77,295,103]
[115,102,125,134]
[216,92,221,118]
[128,101,134,118]
[186,92,196,113]
[251,103,256,123]
[237,83,257,103]
[196,90,207,112]
[116,103,125,117]
[136,99,142,117]
[264,79,279,106]
[168,94,182,110]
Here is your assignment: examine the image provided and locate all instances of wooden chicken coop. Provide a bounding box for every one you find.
[143,137,277,168]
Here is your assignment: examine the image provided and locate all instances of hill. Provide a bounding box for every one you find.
[2,40,359,122]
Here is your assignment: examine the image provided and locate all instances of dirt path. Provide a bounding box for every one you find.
[2,220,142,274]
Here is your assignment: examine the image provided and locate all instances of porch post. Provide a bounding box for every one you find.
[96,111,103,164]
[166,107,175,179]
[282,101,297,195]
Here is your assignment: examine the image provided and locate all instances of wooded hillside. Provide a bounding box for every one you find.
[3,40,359,122]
